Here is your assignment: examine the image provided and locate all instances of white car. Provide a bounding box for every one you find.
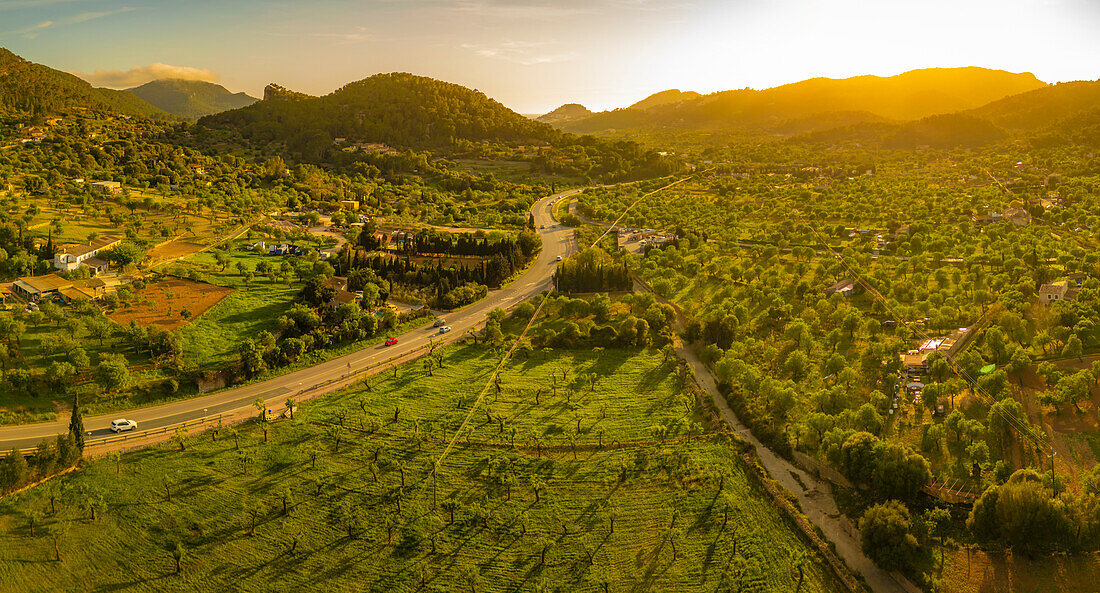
[110,419,138,432]
[556,255,563,261]
[438,326,452,334]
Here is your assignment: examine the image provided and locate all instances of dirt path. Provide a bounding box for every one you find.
[677,345,920,593]
[635,278,921,593]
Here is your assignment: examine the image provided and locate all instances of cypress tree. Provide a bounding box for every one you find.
[68,397,85,453]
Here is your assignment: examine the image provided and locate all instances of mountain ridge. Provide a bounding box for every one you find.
[553,67,1048,134]
[200,72,565,159]
[126,78,258,119]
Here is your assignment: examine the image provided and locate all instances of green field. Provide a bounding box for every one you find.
[173,248,302,369]
[0,346,840,592]
[0,306,159,422]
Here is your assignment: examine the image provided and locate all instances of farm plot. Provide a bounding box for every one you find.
[0,346,842,593]
[146,240,206,264]
[107,278,234,331]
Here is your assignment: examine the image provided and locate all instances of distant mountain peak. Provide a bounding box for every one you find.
[263,83,313,102]
[536,103,592,124]
[629,89,702,111]
[125,78,257,119]
[201,72,560,159]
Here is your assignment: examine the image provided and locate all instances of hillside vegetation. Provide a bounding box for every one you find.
[201,72,557,154]
[198,72,682,181]
[967,79,1100,131]
[0,48,166,118]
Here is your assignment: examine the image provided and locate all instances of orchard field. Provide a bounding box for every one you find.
[0,345,841,593]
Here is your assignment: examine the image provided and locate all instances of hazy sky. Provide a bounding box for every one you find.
[1,0,1098,114]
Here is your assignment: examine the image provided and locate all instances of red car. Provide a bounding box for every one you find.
[385,337,398,346]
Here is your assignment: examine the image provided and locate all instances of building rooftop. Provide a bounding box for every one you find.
[16,274,72,292]
[58,236,120,259]
[1039,283,1069,298]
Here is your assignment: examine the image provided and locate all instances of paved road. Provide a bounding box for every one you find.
[0,189,582,451]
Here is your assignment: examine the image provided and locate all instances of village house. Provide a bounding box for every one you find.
[340,200,361,211]
[89,180,122,195]
[12,274,72,301]
[53,236,120,273]
[1039,282,1070,304]
[972,212,1003,225]
[900,327,970,370]
[825,278,858,297]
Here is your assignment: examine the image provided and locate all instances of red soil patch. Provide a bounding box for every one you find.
[107,278,234,331]
[147,240,205,261]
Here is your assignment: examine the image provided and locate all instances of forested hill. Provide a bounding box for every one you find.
[628,89,701,111]
[200,72,561,157]
[535,103,592,125]
[0,48,167,118]
[557,67,1047,134]
[126,79,257,119]
[966,79,1100,131]
[789,79,1100,149]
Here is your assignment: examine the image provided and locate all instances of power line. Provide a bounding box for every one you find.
[416,174,702,502]
[797,215,1052,455]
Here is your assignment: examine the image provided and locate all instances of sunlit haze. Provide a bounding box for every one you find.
[1,0,1097,113]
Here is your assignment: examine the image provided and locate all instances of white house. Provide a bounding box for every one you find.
[53,236,121,272]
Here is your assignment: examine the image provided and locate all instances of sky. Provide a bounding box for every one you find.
[1,0,1098,114]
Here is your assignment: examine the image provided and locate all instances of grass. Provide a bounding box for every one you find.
[173,249,302,369]
[0,308,156,422]
[0,346,841,592]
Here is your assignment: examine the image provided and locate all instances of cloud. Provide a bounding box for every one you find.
[441,0,692,18]
[0,0,84,10]
[269,26,370,44]
[9,20,54,39]
[448,0,596,18]
[72,63,221,88]
[0,6,133,38]
[462,41,578,65]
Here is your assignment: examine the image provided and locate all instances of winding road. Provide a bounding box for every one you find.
[3,184,915,592]
[0,189,582,451]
